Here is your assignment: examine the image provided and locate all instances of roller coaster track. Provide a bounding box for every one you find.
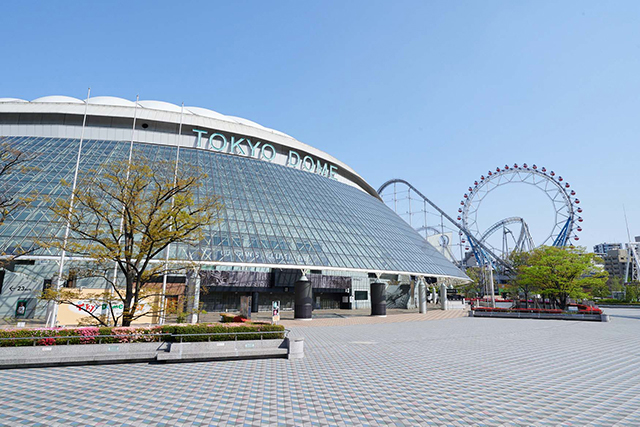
[378,179,513,272]
[479,217,534,254]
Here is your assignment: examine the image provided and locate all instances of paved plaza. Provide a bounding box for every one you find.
[1,308,639,426]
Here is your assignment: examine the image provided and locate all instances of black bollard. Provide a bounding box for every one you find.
[370,280,387,316]
[251,291,259,314]
[294,275,313,319]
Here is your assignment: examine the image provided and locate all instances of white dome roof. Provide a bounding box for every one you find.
[0,98,28,103]
[227,116,267,130]
[138,100,189,114]
[269,128,295,139]
[10,95,295,142]
[185,106,234,122]
[32,96,84,104]
[88,96,136,107]
[0,94,379,199]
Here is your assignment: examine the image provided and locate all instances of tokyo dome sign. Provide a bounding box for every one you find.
[193,128,338,179]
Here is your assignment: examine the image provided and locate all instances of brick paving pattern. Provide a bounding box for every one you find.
[1,308,639,426]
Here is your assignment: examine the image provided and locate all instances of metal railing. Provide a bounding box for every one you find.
[171,330,290,343]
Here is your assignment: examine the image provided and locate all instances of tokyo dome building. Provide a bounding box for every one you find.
[0,95,465,323]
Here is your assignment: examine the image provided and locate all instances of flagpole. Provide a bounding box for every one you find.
[159,102,184,325]
[46,87,91,327]
[107,95,139,325]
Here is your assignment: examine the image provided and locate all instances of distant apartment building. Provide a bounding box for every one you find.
[593,242,622,258]
[603,248,631,278]
[596,238,639,282]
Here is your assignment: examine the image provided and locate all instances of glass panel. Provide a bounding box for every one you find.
[0,136,464,278]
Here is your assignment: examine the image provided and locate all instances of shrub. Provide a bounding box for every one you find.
[0,323,284,347]
[0,325,166,347]
[0,328,60,347]
[597,299,640,305]
[98,327,119,344]
[37,337,56,346]
[161,323,285,342]
[110,326,164,343]
[77,327,99,344]
[219,313,235,323]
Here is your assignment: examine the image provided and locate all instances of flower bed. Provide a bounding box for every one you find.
[0,323,285,347]
[219,313,251,323]
[473,306,602,315]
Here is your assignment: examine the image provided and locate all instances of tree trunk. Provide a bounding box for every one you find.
[122,273,135,327]
[559,295,567,311]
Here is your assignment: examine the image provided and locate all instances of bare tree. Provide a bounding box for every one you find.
[41,156,222,326]
[0,141,35,227]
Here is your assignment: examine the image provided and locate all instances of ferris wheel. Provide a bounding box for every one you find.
[458,163,583,263]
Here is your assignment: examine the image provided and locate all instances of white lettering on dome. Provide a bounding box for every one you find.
[192,128,338,179]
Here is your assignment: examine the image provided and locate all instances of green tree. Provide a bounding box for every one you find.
[459,266,482,298]
[589,282,611,299]
[607,276,624,299]
[506,250,538,308]
[624,281,640,303]
[41,156,222,326]
[518,246,607,310]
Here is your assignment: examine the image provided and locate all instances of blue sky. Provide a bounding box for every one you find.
[1,0,639,251]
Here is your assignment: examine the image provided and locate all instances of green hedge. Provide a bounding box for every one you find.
[597,299,640,305]
[0,326,165,347]
[161,324,285,342]
[0,323,285,347]
[0,328,83,347]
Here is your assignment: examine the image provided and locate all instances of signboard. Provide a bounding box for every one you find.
[272,301,280,324]
[240,296,251,319]
[273,270,352,290]
[354,291,368,301]
[67,300,151,317]
[15,300,27,317]
[200,270,271,288]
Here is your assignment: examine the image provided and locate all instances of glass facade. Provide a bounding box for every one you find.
[0,135,465,279]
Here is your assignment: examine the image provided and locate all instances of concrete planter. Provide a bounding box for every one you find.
[0,341,166,368]
[288,337,304,359]
[156,338,290,362]
[470,310,609,322]
[444,301,466,310]
[0,337,299,369]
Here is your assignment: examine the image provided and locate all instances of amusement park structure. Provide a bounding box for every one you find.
[625,241,640,283]
[378,163,582,274]
[377,179,513,272]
